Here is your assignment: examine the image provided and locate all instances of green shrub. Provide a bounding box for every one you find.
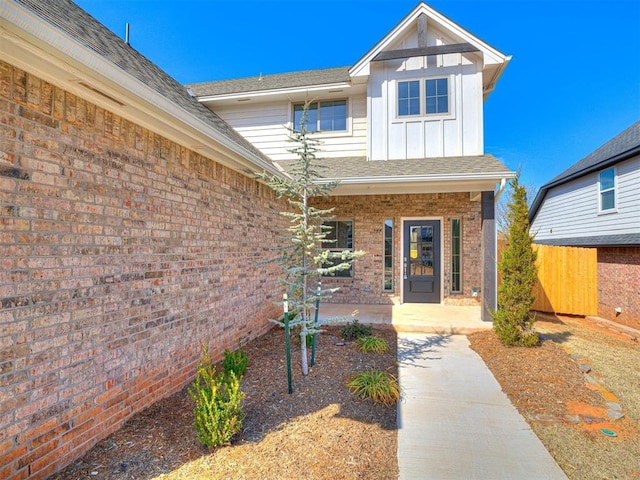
[356,336,389,354]
[493,174,539,347]
[188,345,245,448]
[347,369,399,407]
[222,343,248,379]
[341,319,371,340]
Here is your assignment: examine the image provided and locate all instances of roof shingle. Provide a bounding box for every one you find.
[15,0,271,164]
[276,155,511,180]
[187,67,352,97]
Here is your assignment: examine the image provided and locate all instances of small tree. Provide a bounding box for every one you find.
[493,174,539,347]
[258,104,364,381]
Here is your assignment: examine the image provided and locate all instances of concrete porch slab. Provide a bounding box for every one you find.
[316,302,491,334]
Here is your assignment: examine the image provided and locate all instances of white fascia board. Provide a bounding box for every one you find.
[323,175,512,196]
[316,172,514,185]
[197,82,353,103]
[1,1,282,178]
[350,3,510,78]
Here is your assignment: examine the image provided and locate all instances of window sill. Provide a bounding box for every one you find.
[597,208,618,216]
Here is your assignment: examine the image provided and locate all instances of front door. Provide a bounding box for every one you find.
[403,220,440,303]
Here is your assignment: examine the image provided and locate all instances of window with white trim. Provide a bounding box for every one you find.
[293,100,347,132]
[397,77,449,117]
[398,81,420,116]
[322,220,353,278]
[599,167,616,211]
[426,78,449,114]
[451,219,462,293]
[383,220,393,291]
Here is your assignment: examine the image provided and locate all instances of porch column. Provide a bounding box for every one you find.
[481,191,496,322]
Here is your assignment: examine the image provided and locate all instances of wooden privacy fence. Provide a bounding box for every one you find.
[498,242,598,316]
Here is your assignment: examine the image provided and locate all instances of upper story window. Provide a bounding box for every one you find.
[599,167,616,212]
[293,100,347,132]
[398,81,420,116]
[426,78,449,114]
[397,77,449,117]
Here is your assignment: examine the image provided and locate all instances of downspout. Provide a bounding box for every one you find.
[489,177,507,322]
[494,177,507,202]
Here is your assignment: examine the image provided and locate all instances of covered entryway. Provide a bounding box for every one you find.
[403,220,440,303]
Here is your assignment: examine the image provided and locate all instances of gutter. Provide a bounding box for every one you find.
[2,1,283,179]
[315,172,514,185]
[529,144,640,223]
[196,82,353,103]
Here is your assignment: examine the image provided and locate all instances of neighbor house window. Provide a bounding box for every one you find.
[383,220,393,291]
[599,167,616,211]
[322,220,353,278]
[451,219,462,293]
[426,78,449,114]
[398,80,420,116]
[293,100,347,132]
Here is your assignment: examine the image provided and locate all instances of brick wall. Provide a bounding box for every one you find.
[312,193,483,305]
[0,61,285,479]
[597,246,640,330]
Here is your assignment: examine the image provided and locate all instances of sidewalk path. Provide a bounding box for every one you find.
[397,333,567,480]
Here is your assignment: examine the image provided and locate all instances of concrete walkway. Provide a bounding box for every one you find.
[397,332,567,479]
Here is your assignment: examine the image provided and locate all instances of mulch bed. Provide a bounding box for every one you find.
[52,326,398,480]
[468,328,605,419]
[51,313,640,480]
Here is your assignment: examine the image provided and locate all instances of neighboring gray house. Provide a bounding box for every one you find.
[529,121,640,330]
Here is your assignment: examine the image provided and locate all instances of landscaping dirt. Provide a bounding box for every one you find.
[469,313,640,480]
[52,314,640,480]
[51,327,398,480]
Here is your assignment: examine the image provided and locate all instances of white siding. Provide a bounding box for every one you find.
[531,155,640,240]
[369,25,484,160]
[214,96,367,162]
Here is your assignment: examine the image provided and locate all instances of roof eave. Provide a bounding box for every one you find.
[315,171,514,196]
[529,144,640,222]
[197,81,353,103]
[1,1,283,179]
[350,2,510,79]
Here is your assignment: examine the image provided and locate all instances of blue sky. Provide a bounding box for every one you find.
[75,0,640,193]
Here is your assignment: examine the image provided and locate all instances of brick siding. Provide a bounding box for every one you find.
[597,246,640,330]
[312,193,483,306]
[0,62,284,479]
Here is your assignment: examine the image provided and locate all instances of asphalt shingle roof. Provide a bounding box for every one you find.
[529,121,640,221]
[546,121,640,185]
[276,155,511,180]
[534,234,640,247]
[187,67,352,97]
[15,0,271,164]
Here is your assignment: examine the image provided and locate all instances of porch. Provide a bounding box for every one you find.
[316,301,491,334]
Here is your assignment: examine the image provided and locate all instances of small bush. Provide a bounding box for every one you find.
[188,345,245,448]
[222,343,248,379]
[347,369,399,407]
[341,319,372,340]
[356,336,390,354]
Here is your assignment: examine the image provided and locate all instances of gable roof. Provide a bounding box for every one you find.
[349,2,510,98]
[188,1,510,101]
[529,121,640,221]
[188,67,351,98]
[5,0,280,176]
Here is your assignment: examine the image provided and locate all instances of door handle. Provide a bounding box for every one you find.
[403,257,408,280]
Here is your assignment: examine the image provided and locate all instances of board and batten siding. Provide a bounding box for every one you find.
[368,26,484,160]
[531,154,640,241]
[214,95,367,162]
